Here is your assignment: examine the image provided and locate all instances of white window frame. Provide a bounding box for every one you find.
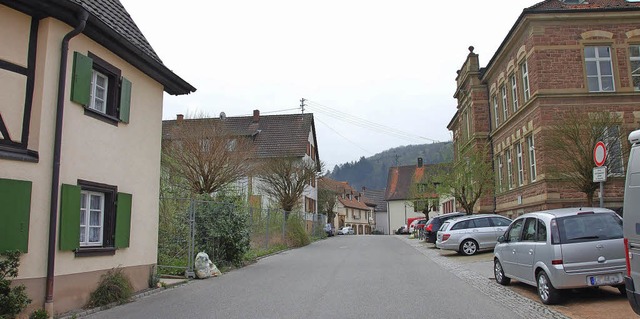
[506,150,514,190]
[80,190,105,247]
[585,46,615,92]
[527,135,537,182]
[501,85,508,121]
[89,70,109,114]
[493,95,499,128]
[630,45,640,91]
[521,61,530,102]
[516,143,524,186]
[510,74,519,112]
[497,156,503,192]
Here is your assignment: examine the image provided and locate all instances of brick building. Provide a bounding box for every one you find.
[449,0,640,218]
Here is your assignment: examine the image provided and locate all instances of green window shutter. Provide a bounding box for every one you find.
[119,77,132,123]
[0,178,32,253]
[115,192,132,248]
[59,184,81,251]
[70,52,92,105]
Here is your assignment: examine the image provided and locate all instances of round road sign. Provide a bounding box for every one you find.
[594,141,607,167]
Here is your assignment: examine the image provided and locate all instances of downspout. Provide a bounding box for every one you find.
[486,86,497,214]
[45,9,89,313]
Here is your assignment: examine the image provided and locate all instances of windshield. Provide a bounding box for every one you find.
[556,212,622,243]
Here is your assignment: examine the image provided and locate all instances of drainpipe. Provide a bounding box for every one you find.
[45,8,89,314]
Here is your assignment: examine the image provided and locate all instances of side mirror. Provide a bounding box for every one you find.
[497,235,506,243]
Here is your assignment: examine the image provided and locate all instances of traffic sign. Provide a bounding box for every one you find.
[593,166,607,183]
[594,141,607,167]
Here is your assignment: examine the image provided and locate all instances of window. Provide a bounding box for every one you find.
[536,219,547,242]
[523,218,537,241]
[516,143,524,186]
[521,61,530,102]
[465,111,471,139]
[501,85,508,120]
[604,126,624,175]
[510,75,519,112]
[630,45,640,91]
[496,156,503,192]
[585,46,615,92]
[506,150,514,190]
[490,217,511,227]
[59,181,132,254]
[506,219,524,242]
[71,52,132,124]
[527,135,537,182]
[474,218,491,228]
[493,95,500,127]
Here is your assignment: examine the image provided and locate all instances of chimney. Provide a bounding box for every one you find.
[417,157,423,167]
[176,114,184,123]
[252,109,260,123]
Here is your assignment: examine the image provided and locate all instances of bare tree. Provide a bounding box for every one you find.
[407,165,442,218]
[435,145,494,215]
[317,181,338,226]
[257,157,319,218]
[545,110,626,207]
[162,114,255,195]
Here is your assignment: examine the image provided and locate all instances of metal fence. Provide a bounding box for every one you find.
[157,197,325,277]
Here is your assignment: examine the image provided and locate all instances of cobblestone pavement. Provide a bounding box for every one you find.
[398,235,571,319]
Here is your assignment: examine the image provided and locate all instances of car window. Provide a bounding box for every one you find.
[474,218,490,228]
[506,219,524,242]
[558,212,623,243]
[522,218,537,241]
[490,217,511,227]
[451,220,469,230]
[536,219,547,242]
[439,221,450,231]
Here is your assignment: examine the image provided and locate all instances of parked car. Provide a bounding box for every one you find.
[324,223,335,237]
[339,226,354,235]
[409,218,426,234]
[494,207,625,305]
[395,225,409,235]
[423,212,465,243]
[435,214,511,256]
[624,129,640,314]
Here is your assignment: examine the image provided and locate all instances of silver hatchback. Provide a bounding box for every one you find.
[494,207,625,305]
[435,214,512,256]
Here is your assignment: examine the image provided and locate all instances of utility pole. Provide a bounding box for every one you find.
[395,154,399,167]
[300,98,306,114]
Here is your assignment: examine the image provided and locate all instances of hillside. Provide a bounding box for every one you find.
[328,141,453,190]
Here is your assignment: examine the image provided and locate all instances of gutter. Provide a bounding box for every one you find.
[45,7,89,313]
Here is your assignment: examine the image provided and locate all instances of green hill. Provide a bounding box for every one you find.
[328,142,453,190]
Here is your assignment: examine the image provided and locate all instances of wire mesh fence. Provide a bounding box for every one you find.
[157,197,325,277]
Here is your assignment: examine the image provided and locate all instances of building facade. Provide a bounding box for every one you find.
[449,0,640,218]
[0,0,194,315]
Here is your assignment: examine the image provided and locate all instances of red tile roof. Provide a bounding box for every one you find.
[384,164,442,201]
[527,0,640,11]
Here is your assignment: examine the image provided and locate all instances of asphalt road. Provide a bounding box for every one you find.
[85,235,521,319]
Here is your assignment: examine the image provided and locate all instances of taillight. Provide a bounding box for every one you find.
[442,234,450,241]
[551,259,563,265]
[625,238,632,277]
[426,224,432,232]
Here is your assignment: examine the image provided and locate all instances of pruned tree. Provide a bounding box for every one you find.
[434,145,494,215]
[317,184,338,226]
[407,165,442,219]
[162,113,255,195]
[545,110,626,207]
[257,157,319,218]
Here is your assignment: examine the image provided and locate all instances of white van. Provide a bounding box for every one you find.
[623,129,640,314]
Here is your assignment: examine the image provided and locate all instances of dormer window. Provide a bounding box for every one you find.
[562,0,585,4]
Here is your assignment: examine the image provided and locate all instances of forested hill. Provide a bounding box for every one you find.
[328,141,453,190]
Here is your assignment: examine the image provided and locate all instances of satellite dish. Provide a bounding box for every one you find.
[220,112,226,119]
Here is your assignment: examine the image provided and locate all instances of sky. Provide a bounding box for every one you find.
[120,0,541,169]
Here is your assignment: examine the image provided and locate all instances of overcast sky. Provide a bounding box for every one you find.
[121,0,541,169]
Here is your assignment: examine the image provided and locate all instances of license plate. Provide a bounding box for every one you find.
[587,273,623,286]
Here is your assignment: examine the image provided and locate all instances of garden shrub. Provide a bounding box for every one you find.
[0,251,31,319]
[87,268,133,308]
[285,214,310,247]
[29,309,48,319]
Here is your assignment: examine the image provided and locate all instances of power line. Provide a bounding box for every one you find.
[314,116,373,155]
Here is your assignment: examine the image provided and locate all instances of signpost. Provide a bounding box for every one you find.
[593,142,607,208]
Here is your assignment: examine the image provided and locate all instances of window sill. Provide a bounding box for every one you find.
[83,107,119,126]
[0,145,39,163]
[75,247,116,257]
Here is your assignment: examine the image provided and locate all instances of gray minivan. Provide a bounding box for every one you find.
[623,129,640,314]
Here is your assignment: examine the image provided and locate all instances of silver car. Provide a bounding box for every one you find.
[494,207,625,305]
[435,214,512,256]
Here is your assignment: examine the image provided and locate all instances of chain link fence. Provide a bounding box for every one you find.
[157,197,323,277]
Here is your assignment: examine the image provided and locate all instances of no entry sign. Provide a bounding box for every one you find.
[594,141,607,167]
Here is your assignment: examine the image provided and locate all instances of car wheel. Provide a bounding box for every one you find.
[537,271,561,305]
[617,284,627,296]
[460,239,478,256]
[494,259,511,285]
